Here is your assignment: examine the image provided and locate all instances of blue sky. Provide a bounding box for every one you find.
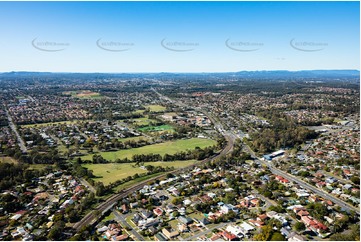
[0,1,359,72]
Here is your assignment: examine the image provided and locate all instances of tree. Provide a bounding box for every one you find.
[268,205,285,213]
[172,197,183,205]
[350,176,360,185]
[294,222,305,232]
[270,232,286,241]
[253,225,273,241]
[263,190,273,198]
[224,192,237,204]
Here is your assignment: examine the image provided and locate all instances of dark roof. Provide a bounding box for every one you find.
[141,210,153,218]
[155,232,169,241]
[179,216,193,224]
[200,218,209,225]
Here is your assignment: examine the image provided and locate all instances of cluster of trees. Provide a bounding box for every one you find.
[49,193,98,241]
[330,224,360,241]
[0,162,42,190]
[95,137,152,151]
[193,200,217,213]
[3,145,62,165]
[248,113,318,153]
[306,202,330,220]
[163,146,215,161]
[257,179,286,200]
[336,157,360,170]
[253,220,286,241]
[213,210,238,223]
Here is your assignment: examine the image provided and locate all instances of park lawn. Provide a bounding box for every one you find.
[83,160,196,185]
[145,105,166,112]
[138,124,174,132]
[119,136,148,142]
[82,138,216,161]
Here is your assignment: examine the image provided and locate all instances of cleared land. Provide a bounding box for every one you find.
[164,112,177,117]
[0,158,55,171]
[20,120,87,128]
[28,164,55,170]
[118,136,148,142]
[145,105,166,112]
[131,117,158,126]
[138,124,173,132]
[133,109,146,114]
[0,156,17,164]
[82,138,216,161]
[83,160,196,185]
[63,90,104,99]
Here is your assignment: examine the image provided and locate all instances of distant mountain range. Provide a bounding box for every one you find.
[0,70,359,79]
[233,70,360,78]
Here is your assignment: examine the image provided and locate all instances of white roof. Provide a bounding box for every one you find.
[240,222,254,231]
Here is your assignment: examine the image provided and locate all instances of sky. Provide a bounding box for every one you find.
[0,1,359,73]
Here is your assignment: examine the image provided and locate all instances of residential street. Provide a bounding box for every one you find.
[113,210,145,241]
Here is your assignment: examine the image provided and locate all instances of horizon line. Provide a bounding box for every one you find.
[1,69,360,74]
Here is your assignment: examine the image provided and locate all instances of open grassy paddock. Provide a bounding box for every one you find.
[118,136,148,142]
[63,90,104,99]
[0,157,55,171]
[81,138,216,161]
[0,156,18,164]
[145,105,166,112]
[130,117,158,126]
[137,124,174,132]
[20,120,87,128]
[83,160,196,185]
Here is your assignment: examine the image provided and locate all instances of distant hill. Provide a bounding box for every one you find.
[234,70,360,78]
[0,70,359,79]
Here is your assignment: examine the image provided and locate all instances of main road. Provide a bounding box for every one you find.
[5,108,27,153]
[243,139,359,214]
[268,164,359,214]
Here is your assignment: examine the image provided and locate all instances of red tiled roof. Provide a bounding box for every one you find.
[222,231,237,240]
